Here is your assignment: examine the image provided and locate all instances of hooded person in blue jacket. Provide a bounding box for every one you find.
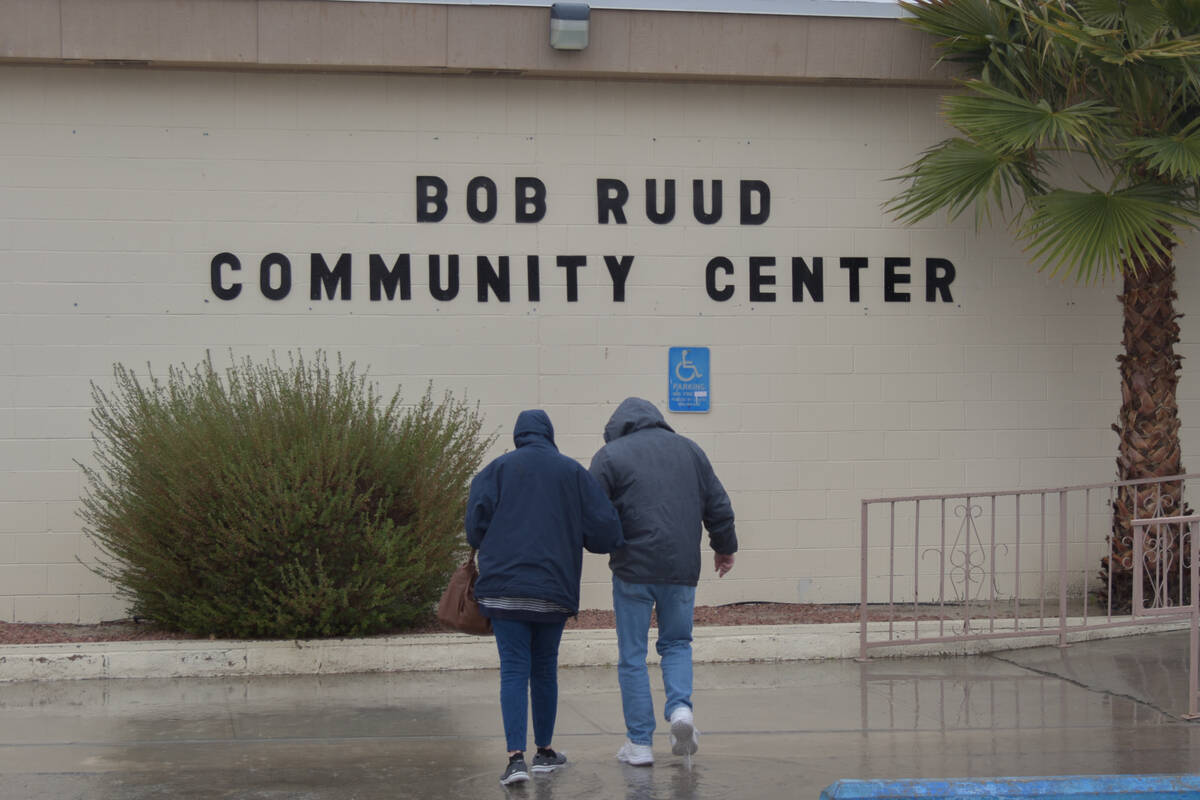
[465,409,624,786]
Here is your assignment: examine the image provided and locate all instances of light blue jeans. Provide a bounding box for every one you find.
[612,575,696,745]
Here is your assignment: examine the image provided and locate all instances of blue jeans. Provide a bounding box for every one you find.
[612,576,696,745]
[491,617,567,753]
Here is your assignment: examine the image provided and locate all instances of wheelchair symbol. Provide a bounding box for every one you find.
[674,350,702,382]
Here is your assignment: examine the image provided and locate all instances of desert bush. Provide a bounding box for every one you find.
[79,352,493,639]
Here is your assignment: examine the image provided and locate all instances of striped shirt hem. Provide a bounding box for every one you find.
[478,597,571,615]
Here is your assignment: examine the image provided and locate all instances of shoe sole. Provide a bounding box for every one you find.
[617,752,654,766]
[500,771,530,785]
[670,720,699,756]
[531,764,564,774]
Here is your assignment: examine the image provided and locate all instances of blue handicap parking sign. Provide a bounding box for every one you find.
[668,347,710,413]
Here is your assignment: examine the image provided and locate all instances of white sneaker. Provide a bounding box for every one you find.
[616,738,654,766]
[669,707,699,756]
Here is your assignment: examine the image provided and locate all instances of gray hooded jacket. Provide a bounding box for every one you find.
[588,397,736,586]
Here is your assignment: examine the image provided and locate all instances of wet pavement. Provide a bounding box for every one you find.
[2,631,1199,799]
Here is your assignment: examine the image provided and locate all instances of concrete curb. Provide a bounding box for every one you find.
[0,617,1188,682]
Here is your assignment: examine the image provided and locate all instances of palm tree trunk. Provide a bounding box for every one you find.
[1105,241,1188,610]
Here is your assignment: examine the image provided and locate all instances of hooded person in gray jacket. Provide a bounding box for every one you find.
[588,397,737,766]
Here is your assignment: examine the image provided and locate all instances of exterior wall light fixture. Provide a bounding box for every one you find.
[549,3,589,51]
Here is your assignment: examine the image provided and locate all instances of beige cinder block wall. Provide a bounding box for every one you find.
[1,0,1195,623]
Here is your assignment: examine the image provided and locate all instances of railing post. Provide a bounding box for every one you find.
[1190,603,1198,719]
[1191,519,1198,719]
[859,500,869,662]
[1058,490,1069,648]
[1134,521,1144,615]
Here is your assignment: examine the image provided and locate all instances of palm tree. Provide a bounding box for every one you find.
[888,0,1200,608]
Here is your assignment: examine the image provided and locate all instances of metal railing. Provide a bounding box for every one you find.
[1132,512,1199,718]
[859,474,1199,714]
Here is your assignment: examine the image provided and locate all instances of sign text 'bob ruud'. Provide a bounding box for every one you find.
[209,176,956,304]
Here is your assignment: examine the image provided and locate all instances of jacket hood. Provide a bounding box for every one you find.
[603,397,675,443]
[513,409,556,449]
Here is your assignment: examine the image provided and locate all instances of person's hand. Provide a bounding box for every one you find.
[714,552,734,578]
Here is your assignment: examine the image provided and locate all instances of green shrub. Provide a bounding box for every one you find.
[79,352,494,639]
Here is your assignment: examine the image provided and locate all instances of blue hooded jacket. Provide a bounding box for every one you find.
[466,410,624,616]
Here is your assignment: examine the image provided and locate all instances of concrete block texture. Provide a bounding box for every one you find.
[2,1,955,86]
[0,62,1194,625]
[61,0,259,64]
[0,0,61,60]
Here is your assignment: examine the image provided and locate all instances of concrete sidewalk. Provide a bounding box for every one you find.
[1,630,1199,799]
[0,617,1187,681]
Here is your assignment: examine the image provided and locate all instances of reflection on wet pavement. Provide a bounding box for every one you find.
[2,632,1199,799]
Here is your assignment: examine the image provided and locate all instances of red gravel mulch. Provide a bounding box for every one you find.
[0,603,882,646]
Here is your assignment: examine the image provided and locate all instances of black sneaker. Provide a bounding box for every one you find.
[531,748,567,774]
[501,754,529,785]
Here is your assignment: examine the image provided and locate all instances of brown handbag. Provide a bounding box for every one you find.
[437,549,493,635]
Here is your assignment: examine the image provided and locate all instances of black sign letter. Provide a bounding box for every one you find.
[311,253,351,301]
[467,176,498,223]
[429,255,460,301]
[705,256,734,301]
[417,176,448,222]
[597,179,629,224]
[884,257,911,302]
[556,255,587,302]
[477,256,511,302]
[749,256,776,302]
[211,252,241,301]
[693,180,723,225]
[516,177,547,223]
[527,255,541,302]
[370,254,411,301]
[926,258,956,302]
[791,257,823,302]
[645,179,676,225]
[604,255,634,302]
[740,180,770,225]
[840,257,868,303]
[260,253,292,301]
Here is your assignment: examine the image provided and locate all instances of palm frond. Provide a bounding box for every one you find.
[886,137,1043,226]
[1039,18,1137,64]
[1020,184,1192,280]
[1125,130,1200,180]
[1161,0,1200,34]
[1078,0,1169,41]
[1138,37,1200,61]
[900,0,1015,67]
[946,80,1115,150]
[1038,4,1200,65]
[1076,0,1130,30]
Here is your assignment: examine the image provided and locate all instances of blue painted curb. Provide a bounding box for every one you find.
[819,774,1200,799]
